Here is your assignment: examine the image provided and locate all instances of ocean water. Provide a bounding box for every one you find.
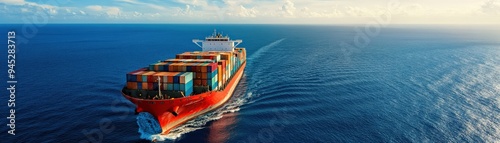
[1,24,499,143]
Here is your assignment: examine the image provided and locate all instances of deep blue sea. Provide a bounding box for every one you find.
[1,24,499,143]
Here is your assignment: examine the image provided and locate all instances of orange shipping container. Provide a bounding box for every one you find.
[127,82,137,89]
[200,63,208,72]
[201,73,207,79]
[218,65,223,88]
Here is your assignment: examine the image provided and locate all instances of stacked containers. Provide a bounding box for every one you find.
[126,70,194,96]
[164,59,214,63]
[184,51,232,79]
[176,53,221,62]
[148,62,218,91]
[230,52,236,77]
[126,68,147,82]
[235,48,247,63]
[199,51,232,88]
[176,52,222,91]
[125,48,246,95]
[205,52,232,83]
[231,48,246,77]
[154,72,193,96]
[217,60,226,88]
[216,52,231,83]
[149,62,168,71]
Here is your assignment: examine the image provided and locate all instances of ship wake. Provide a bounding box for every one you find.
[248,38,285,60]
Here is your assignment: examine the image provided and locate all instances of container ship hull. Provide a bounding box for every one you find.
[121,62,245,134]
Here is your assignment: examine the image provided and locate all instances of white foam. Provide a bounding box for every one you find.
[136,112,163,141]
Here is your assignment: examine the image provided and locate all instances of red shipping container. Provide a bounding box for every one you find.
[149,83,154,90]
[191,64,197,72]
[195,72,202,79]
[202,80,208,86]
[194,79,202,86]
[167,76,174,83]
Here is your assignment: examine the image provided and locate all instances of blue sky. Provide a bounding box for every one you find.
[1,0,500,24]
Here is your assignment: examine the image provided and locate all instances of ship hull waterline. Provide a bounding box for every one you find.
[122,62,246,134]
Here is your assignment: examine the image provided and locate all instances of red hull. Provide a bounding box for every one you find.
[122,62,246,134]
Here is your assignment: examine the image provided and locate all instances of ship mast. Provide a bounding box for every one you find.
[157,76,162,99]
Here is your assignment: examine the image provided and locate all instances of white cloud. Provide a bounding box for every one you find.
[0,0,24,5]
[25,2,57,10]
[222,0,257,18]
[344,6,371,17]
[151,13,160,17]
[481,0,500,15]
[0,0,59,13]
[116,0,167,11]
[1,0,499,24]
[106,7,120,16]
[86,5,103,11]
[299,7,341,18]
[281,0,296,16]
[48,7,57,14]
[175,0,209,7]
[86,5,121,16]
[184,4,191,15]
[133,11,142,17]
[20,7,27,12]
[226,5,256,17]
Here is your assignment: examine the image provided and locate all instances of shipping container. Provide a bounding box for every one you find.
[218,65,223,89]
[126,71,194,96]
[126,68,147,82]
[164,59,214,63]
[150,62,218,73]
[176,53,221,62]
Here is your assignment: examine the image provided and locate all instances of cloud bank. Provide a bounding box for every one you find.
[0,0,499,24]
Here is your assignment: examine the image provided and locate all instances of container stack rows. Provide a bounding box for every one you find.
[125,48,246,97]
[126,68,194,96]
[148,62,219,91]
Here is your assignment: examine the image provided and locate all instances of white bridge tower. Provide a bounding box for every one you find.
[192,29,242,52]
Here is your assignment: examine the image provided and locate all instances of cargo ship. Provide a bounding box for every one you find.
[121,30,246,134]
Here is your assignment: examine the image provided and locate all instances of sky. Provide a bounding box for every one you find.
[0,0,499,24]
